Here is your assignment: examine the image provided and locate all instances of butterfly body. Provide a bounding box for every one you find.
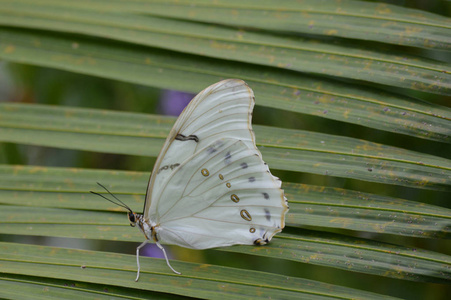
[94,79,288,281]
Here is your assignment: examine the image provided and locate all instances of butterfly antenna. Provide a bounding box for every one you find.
[90,182,133,212]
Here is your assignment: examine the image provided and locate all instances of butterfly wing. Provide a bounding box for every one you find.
[145,79,288,249]
[145,79,258,217]
[153,138,288,249]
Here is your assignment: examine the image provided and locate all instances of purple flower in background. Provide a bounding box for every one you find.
[141,243,166,259]
[159,89,194,116]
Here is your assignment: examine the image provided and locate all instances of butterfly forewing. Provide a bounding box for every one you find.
[145,79,256,216]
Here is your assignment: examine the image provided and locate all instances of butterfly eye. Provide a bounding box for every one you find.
[128,212,136,226]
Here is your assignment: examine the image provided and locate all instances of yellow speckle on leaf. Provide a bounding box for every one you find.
[12,165,24,175]
[383,266,406,278]
[65,110,75,118]
[381,21,397,28]
[107,206,124,212]
[199,264,211,269]
[309,254,320,260]
[64,178,75,188]
[304,207,314,213]
[69,168,79,173]
[404,26,422,35]
[210,41,236,51]
[97,226,112,232]
[343,109,349,119]
[371,222,390,233]
[376,4,392,14]
[325,29,338,36]
[330,218,353,228]
[29,167,46,174]
[235,30,244,40]
[3,45,15,54]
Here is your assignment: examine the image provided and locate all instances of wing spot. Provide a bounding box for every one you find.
[226,182,231,188]
[207,146,217,155]
[201,169,210,176]
[262,192,270,200]
[225,151,231,164]
[240,209,252,221]
[240,162,248,169]
[158,163,181,174]
[254,238,267,245]
[249,176,256,183]
[249,228,256,233]
[230,194,240,203]
[264,208,271,221]
[219,174,224,180]
[254,232,270,245]
[175,133,199,143]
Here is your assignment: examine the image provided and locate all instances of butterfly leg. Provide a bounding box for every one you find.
[156,241,181,275]
[135,240,148,282]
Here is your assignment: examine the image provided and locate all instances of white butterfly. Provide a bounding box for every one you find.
[93,79,289,281]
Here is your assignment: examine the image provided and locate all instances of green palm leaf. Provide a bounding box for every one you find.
[0,0,449,299]
[0,164,449,285]
[1,2,449,94]
[1,29,449,142]
[1,242,404,300]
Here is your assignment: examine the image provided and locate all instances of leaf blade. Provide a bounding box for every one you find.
[0,165,449,283]
[36,0,449,50]
[1,104,449,190]
[0,242,400,300]
[1,29,449,142]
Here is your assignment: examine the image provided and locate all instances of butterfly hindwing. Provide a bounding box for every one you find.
[151,138,287,249]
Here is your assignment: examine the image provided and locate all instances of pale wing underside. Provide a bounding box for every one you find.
[153,138,288,249]
[145,79,257,216]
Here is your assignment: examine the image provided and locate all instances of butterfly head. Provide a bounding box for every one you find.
[128,212,138,227]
